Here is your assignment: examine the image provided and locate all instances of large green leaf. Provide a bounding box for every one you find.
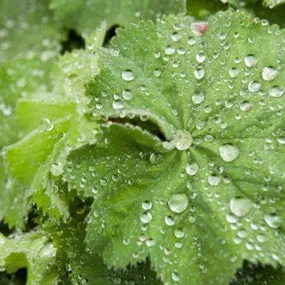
[64,10,285,285]
[49,0,186,33]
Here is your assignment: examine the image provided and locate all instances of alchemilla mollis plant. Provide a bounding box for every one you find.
[1,0,285,284]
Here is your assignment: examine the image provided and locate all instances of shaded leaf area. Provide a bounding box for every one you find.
[62,10,285,285]
[187,0,227,19]
[0,269,26,285]
[43,212,162,285]
[231,262,285,285]
[49,0,186,34]
[60,28,86,54]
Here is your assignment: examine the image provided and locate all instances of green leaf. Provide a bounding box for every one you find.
[0,231,64,285]
[49,0,186,33]
[64,10,285,284]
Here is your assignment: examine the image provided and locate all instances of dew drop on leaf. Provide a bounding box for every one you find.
[142,200,152,210]
[229,197,251,217]
[122,89,132,100]
[41,118,53,131]
[112,100,124,110]
[277,137,285,144]
[244,54,258,67]
[50,162,63,176]
[186,162,199,176]
[248,80,261,92]
[208,175,221,186]
[174,130,192,150]
[122,70,134,81]
[187,36,196,46]
[165,215,175,226]
[140,212,152,224]
[229,67,240,78]
[171,272,180,282]
[171,32,182,42]
[194,68,205,80]
[269,85,284,97]
[168,194,188,213]
[219,144,240,162]
[262,66,277,81]
[174,229,185,239]
[240,101,252,112]
[192,92,205,104]
[264,213,282,229]
[196,52,206,63]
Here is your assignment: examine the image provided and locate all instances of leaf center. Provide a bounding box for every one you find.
[163,130,192,151]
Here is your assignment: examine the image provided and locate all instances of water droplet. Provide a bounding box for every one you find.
[264,213,282,228]
[174,130,193,151]
[174,229,185,239]
[192,92,205,104]
[168,194,188,213]
[229,68,240,78]
[262,66,277,81]
[165,46,175,55]
[187,36,196,46]
[171,272,180,282]
[230,197,251,217]
[237,229,248,238]
[41,118,53,131]
[122,89,132,100]
[50,162,63,176]
[171,32,182,42]
[112,100,124,110]
[226,214,238,224]
[140,212,152,224]
[123,238,130,245]
[277,137,285,144]
[145,238,155,247]
[240,101,252,112]
[38,243,56,258]
[194,68,205,80]
[153,69,161,77]
[165,215,175,226]
[196,52,206,63]
[122,70,134,81]
[269,85,284,97]
[219,145,240,162]
[248,81,261,92]
[142,201,152,211]
[186,163,199,176]
[208,175,221,186]
[244,54,258,67]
